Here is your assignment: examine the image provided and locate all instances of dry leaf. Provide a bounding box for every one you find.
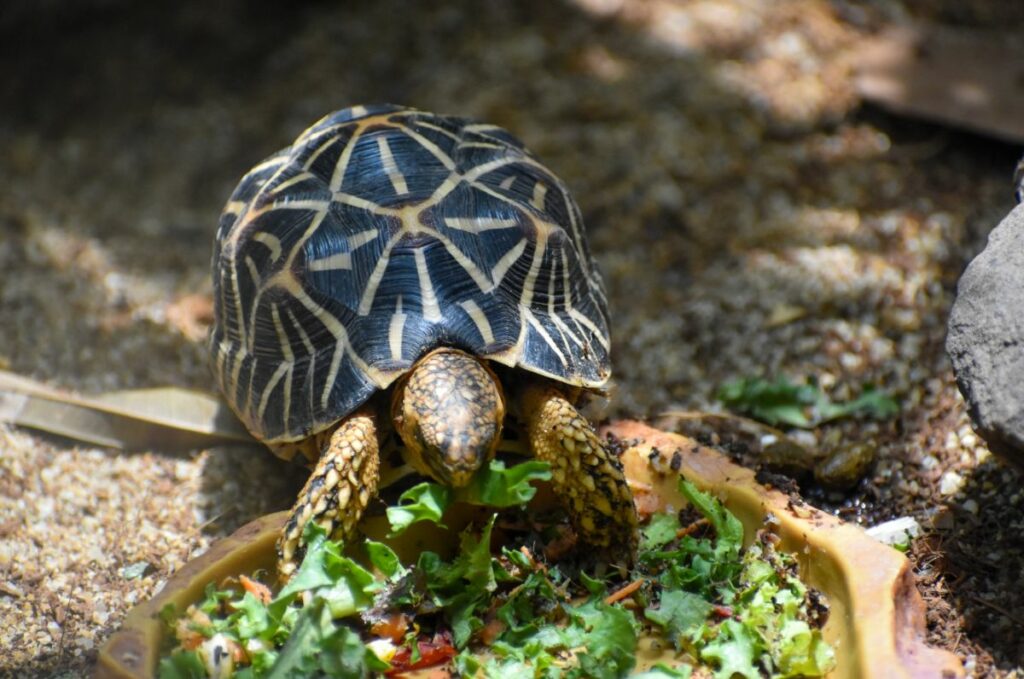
[0,370,256,451]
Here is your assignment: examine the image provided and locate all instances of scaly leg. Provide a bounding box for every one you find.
[277,409,380,578]
[521,383,638,564]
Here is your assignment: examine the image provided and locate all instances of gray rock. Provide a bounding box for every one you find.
[947,203,1024,467]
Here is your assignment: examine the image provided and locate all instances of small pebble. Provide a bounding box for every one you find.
[939,471,965,496]
[866,516,921,546]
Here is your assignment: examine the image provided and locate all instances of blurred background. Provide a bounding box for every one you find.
[2,0,1024,676]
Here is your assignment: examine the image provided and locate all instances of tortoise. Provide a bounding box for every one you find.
[209,104,638,577]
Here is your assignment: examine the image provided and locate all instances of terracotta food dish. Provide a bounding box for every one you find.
[96,420,963,678]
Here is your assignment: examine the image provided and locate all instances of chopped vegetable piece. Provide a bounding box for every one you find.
[240,574,272,605]
[386,482,452,535]
[604,578,645,605]
[385,631,457,676]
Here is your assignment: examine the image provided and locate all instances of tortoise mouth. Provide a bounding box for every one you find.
[408,416,500,488]
[425,455,485,488]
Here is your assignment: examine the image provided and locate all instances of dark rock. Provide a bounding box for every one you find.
[947,203,1024,467]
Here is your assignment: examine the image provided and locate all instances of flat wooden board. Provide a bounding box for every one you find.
[853,23,1024,144]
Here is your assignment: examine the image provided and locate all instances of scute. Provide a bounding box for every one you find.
[210,105,610,444]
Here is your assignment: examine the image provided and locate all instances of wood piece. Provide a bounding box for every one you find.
[853,23,1024,143]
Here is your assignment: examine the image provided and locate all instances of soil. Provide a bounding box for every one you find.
[1,0,1022,677]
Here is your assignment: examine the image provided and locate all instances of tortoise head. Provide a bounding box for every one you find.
[392,348,505,487]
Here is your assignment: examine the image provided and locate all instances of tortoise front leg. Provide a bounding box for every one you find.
[278,408,380,578]
[521,383,638,564]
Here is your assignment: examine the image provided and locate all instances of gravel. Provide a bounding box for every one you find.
[1,0,1022,676]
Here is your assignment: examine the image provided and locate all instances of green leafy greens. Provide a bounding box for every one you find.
[639,481,834,679]
[716,377,898,429]
[386,459,551,535]
[160,462,834,679]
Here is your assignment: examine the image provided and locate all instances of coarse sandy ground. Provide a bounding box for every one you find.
[2,0,1024,676]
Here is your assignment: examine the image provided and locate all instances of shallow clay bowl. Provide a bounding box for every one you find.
[96,419,964,678]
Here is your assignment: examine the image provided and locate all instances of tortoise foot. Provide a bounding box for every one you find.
[277,409,380,578]
[522,383,639,565]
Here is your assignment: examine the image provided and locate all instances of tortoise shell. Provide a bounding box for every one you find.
[210,104,610,444]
